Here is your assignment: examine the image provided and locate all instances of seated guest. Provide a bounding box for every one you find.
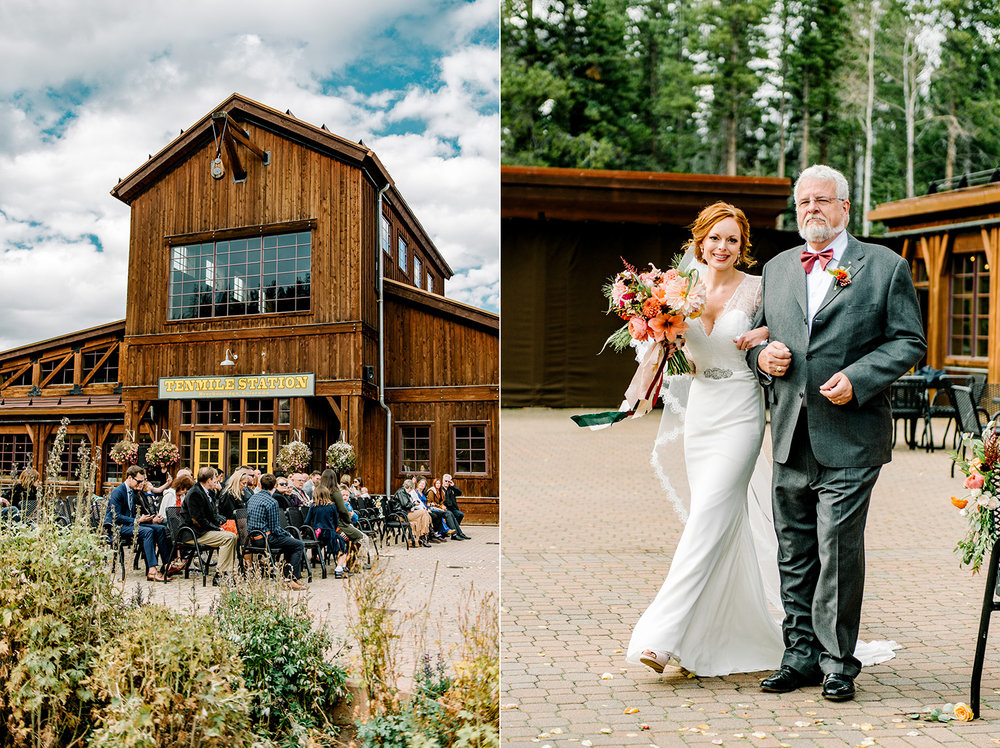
[415,478,450,541]
[320,469,365,577]
[179,466,238,585]
[442,474,470,539]
[288,472,312,508]
[305,481,349,576]
[393,478,431,548]
[217,470,248,533]
[247,473,305,590]
[105,465,171,582]
[427,478,466,541]
[10,468,41,518]
[158,469,193,517]
[273,474,293,509]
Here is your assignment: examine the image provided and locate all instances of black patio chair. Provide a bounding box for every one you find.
[889,376,931,450]
[947,385,991,477]
[381,495,416,549]
[980,383,1000,423]
[165,507,214,587]
[286,506,325,580]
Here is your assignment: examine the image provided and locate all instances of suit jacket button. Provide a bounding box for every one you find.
[806,353,813,360]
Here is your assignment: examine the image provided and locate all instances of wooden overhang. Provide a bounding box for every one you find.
[0,320,125,364]
[502,165,791,226]
[383,278,498,334]
[867,183,1000,234]
[110,92,452,280]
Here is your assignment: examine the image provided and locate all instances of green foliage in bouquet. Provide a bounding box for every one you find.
[949,422,1000,573]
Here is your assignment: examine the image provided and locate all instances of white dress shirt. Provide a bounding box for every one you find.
[805,229,848,333]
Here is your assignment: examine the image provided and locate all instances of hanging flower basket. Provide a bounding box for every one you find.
[108,438,139,466]
[275,440,313,473]
[326,441,356,475]
[145,438,180,470]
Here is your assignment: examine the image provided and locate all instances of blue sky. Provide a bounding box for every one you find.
[0,0,499,351]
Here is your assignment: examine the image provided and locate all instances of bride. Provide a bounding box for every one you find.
[625,202,896,677]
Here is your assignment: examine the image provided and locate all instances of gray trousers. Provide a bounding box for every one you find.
[772,411,881,678]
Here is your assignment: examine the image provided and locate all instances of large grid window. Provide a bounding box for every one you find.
[169,231,311,320]
[0,434,31,475]
[5,367,32,387]
[452,423,488,476]
[949,251,990,358]
[40,357,73,386]
[47,435,90,480]
[196,400,224,425]
[399,424,432,475]
[83,347,119,384]
[245,398,275,425]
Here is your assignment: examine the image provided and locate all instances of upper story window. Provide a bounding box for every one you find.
[414,256,423,287]
[425,273,433,293]
[40,357,74,386]
[169,231,311,320]
[82,346,119,384]
[397,236,407,272]
[381,215,391,255]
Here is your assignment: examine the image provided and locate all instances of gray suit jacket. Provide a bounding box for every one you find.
[747,234,926,467]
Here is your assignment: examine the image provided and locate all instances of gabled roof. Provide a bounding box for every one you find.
[110,93,451,278]
[0,320,125,362]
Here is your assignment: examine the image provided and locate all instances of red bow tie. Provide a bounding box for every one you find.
[801,247,834,273]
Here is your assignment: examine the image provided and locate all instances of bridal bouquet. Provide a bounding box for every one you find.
[601,258,706,376]
[572,258,706,430]
[950,421,1000,573]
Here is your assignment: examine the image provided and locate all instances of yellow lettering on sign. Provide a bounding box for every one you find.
[225,378,235,390]
[295,375,308,389]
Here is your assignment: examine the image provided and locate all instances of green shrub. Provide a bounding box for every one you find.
[214,574,349,737]
[87,606,257,747]
[0,520,121,747]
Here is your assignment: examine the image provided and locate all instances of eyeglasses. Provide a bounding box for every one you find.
[797,196,841,209]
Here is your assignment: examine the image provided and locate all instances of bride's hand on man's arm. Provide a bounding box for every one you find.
[734,326,769,351]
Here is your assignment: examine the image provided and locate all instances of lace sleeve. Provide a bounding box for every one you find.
[729,274,762,319]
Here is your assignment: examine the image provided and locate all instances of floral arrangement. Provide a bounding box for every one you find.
[326,440,356,474]
[602,257,706,376]
[108,437,139,466]
[275,440,313,473]
[145,438,180,469]
[828,265,852,287]
[949,420,1000,573]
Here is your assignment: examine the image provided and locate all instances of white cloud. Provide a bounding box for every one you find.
[0,0,498,350]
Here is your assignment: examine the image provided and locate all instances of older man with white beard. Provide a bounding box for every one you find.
[747,164,925,702]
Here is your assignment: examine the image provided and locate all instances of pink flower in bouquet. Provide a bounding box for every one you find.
[611,277,628,306]
[661,276,707,318]
[663,268,680,282]
[965,472,985,490]
[648,313,689,343]
[628,316,650,340]
[641,297,661,319]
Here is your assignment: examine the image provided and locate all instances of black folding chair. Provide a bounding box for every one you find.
[286,506,326,580]
[234,507,274,577]
[165,507,214,587]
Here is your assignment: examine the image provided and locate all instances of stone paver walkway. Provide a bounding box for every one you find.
[501,408,1000,746]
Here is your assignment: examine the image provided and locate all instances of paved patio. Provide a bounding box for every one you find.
[501,407,1000,746]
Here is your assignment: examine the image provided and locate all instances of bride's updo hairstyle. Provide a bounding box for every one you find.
[682,201,756,269]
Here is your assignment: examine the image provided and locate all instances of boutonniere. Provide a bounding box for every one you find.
[828,264,852,287]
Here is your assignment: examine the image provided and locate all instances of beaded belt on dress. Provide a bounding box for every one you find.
[702,367,733,380]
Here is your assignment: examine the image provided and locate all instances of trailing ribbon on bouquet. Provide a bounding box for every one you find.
[571,342,670,430]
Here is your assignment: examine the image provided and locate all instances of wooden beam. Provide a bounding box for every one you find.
[0,361,33,390]
[222,127,246,181]
[228,123,268,161]
[384,385,499,403]
[325,396,342,423]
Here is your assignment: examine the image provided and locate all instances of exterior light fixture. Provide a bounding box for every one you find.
[221,348,239,366]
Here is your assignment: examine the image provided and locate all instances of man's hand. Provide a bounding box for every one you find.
[735,326,769,351]
[758,341,792,377]
[820,371,854,405]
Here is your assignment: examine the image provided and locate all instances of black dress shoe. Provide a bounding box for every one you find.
[822,673,855,701]
[760,665,822,693]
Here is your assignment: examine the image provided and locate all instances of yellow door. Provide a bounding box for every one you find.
[241,432,272,473]
[193,433,223,475]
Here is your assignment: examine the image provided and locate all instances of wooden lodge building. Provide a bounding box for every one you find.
[0,94,499,522]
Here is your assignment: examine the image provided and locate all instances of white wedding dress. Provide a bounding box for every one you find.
[625,273,897,677]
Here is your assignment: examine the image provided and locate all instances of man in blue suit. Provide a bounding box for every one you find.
[105,465,171,581]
